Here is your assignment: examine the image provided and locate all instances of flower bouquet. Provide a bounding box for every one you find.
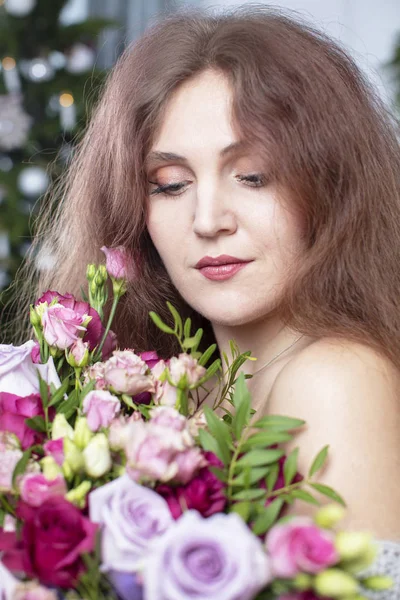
[0,247,393,600]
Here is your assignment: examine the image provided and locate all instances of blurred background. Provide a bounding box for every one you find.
[0,0,399,338]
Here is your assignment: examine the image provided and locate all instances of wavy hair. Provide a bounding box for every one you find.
[6,4,400,368]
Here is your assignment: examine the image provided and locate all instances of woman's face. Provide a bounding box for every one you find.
[146,69,306,327]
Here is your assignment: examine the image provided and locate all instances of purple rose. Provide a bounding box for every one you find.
[0,341,61,397]
[156,451,226,518]
[89,474,173,572]
[82,390,121,431]
[142,510,272,600]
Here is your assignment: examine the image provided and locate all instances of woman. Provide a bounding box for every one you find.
[12,4,400,594]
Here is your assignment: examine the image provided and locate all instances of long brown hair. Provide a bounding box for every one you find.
[7,4,400,368]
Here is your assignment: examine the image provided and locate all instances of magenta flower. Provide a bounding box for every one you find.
[100,246,133,280]
[265,517,338,578]
[0,392,45,450]
[157,451,226,519]
[43,438,64,466]
[19,473,67,507]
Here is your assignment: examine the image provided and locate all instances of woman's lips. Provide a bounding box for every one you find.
[198,262,250,281]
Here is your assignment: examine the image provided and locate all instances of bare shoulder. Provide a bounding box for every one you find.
[267,337,400,539]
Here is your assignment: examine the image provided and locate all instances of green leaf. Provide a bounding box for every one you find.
[283,447,299,486]
[232,488,266,501]
[252,415,306,431]
[230,501,251,522]
[25,415,47,433]
[12,448,33,489]
[203,405,232,465]
[235,448,284,468]
[208,466,228,483]
[231,466,270,487]
[149,311,175,335]
[198,344,217,367]
[251,498,284,535]
[232,373,251,439]
[166,302,183,338]
[195,359,221,387]
[241,431,292,451]
[182,336,199,349]
[291,489,320,505]
[183,317,192,339]
[58,390,80,420]
[309,483,346,506]
[48,376,70,407]
[308,445,330,477]
[199,428,221,459]
[265,462,280,492]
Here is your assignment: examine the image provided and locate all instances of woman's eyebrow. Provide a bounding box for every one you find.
[145,140,250,168]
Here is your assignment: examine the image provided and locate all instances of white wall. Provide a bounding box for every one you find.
[199,0,400,107]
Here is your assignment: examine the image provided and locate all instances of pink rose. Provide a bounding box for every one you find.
[20,473,67,507]
[100,246,133,280]
[108,413,143,451]
[83,362,107,390]
[152,360,178,407]
[103,350,155,396]
[82,390,121,431]
[0,392,45,450]
[35,291,117,360]
[157,451,226,518]
[0,341,61,398]
[150,406,187,431]
[168,353,206,387]
[43,438,64,466]
[126,419,203,484]
[134,351,160,404]
[265,518,338,578]
[42,304,87,350]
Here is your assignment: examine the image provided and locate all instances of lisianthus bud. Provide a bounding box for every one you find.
[83,433,112,478]
[66,339,90,368]
[73,416,93,449]
[29,305,42,329]
[52,414,74,440]
[86,263,96,281]
[63,438,84,474]
[40,456,63,480]
[314,569,359,597]
[315,504,346,529]
[335,531,374,562]
[293,573,313,590]
[100,245,131,280]
[66,480,92,508]
[361,575,393,591]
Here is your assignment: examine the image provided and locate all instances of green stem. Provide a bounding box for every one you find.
[96,294,120,358]
[227,434,246,502]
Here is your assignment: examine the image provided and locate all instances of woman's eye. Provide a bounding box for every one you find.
[236,173,268,187]
[148,173,268,197]
[148,181,187,196]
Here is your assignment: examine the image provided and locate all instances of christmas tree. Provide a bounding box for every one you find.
[0,0,114,336]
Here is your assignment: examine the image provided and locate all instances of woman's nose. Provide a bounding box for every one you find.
[192,185,237,238]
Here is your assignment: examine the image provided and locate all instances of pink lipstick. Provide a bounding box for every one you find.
[195,255,251,281]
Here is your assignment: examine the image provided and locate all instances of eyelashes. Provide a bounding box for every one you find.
[148,173,269,197]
